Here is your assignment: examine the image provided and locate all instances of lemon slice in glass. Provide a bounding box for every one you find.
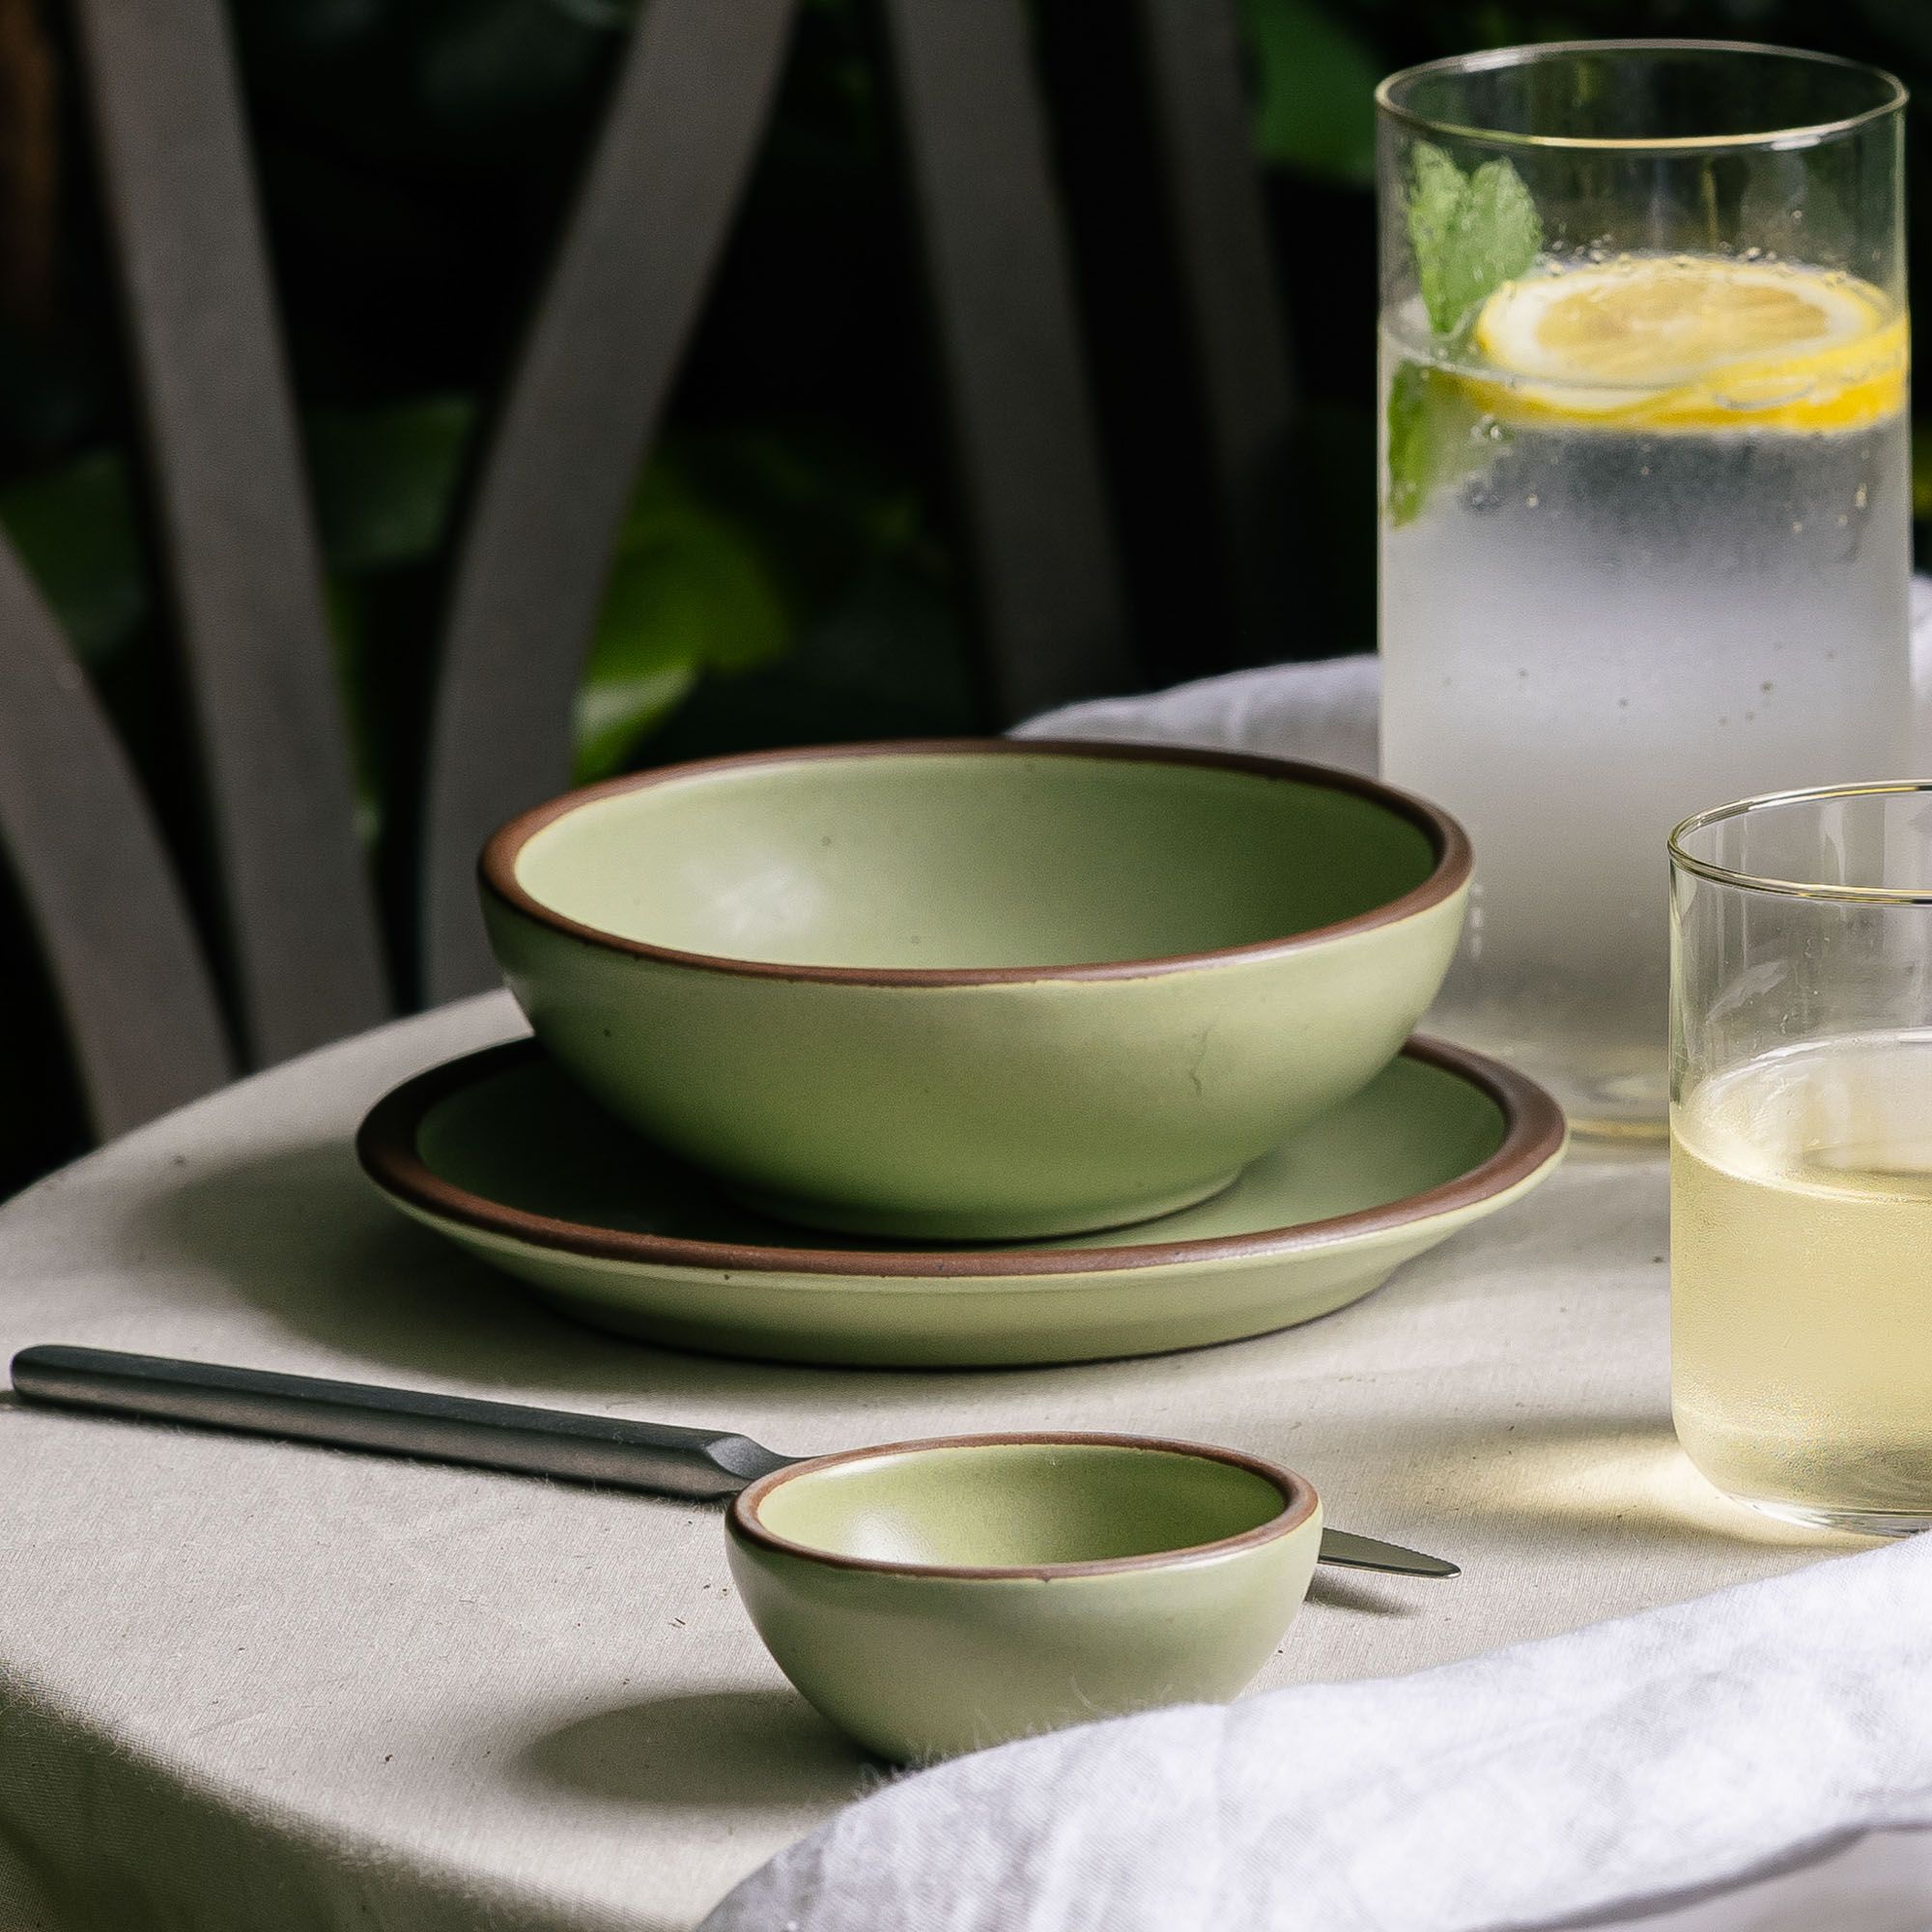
[1468,257,1907,434]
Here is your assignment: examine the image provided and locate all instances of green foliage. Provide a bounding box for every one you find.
[0,452,147,668]
[0,404,941,845]
[307,397,476,573]
[574,460,792,782]
[1243,0,1380,185]
[1913,425,1932,525]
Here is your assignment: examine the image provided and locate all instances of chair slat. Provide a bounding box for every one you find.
[0,546,233,1138]
[70,0,391,1065]
[417,0,799,1004]
[880,0,1135,726]
[1135,0,1297,661]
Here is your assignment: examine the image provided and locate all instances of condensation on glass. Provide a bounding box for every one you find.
[1377,42,1912,1137]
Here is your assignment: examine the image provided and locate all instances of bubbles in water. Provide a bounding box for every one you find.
[1379,309,1910,1132]
[1462,471,1503,512]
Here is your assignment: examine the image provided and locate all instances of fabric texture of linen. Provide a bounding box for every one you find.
[1014,651,1379,776]
[700,1535,1932,1932]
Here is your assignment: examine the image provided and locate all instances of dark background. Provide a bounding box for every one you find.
[2,0,1927,1190]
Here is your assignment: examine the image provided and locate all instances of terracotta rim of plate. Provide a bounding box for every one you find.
[476,738,1473,987]
[355,1034,1566,1282]
[726,1432,1320,1581]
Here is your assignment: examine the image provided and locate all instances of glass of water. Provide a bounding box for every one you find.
[1377,42,1911,1138]
[1672,783,1932,1535]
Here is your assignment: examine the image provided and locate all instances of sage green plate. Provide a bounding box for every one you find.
[480,741,1471,1240]
[357,1035,1564,1368]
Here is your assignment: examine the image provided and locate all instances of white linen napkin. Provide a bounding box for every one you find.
[698,1533,1932,1932]
[1013,651,1381,775]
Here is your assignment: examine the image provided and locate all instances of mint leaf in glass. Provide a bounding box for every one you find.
[1406,140,1542,338]
[1384,362,1503,528]
[1389,143,1539,523]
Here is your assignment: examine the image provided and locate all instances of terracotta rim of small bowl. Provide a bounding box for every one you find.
[476,739,1473,986]
[726,1432,1320,1580]
[355,1033,1566,1281]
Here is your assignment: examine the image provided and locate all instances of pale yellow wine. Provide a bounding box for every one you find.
[1671,1031,1932,1528]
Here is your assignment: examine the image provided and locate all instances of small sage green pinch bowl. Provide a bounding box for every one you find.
[480,740,1471,1240]
[724,1432,1321,1763]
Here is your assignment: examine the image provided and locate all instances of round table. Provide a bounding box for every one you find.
[0,993,1892,1929]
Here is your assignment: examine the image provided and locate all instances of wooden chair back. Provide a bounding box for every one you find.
[0,0,1295,1142]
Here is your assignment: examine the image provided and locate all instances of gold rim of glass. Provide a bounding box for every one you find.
[1375,39,1907,155]
[1669,781,1932,904]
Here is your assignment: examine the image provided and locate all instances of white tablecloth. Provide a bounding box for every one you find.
[3,992,1918,1929]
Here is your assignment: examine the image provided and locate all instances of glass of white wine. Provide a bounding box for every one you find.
[1671,783,1932,1534]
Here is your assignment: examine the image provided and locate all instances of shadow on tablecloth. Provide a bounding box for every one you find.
[513,1687,878,1812]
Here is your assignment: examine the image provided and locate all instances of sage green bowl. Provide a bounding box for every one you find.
[481,740,1471,1240]
[725,1433,1322,1763]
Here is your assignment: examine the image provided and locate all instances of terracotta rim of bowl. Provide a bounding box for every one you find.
[726,1432,1320,1581]
[355,1034,1566,1281]
[476,738,1473,986]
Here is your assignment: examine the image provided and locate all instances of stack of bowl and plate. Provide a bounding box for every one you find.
[358,739,1566,1370]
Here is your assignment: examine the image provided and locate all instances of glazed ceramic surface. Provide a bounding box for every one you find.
[724,1435,1323,1762]
[356,1035,1565,1368]
[479,741,1471,1238]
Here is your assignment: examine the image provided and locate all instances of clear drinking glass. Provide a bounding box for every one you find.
[1377,42,1912,1138]
[1671,783,1932,1535]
